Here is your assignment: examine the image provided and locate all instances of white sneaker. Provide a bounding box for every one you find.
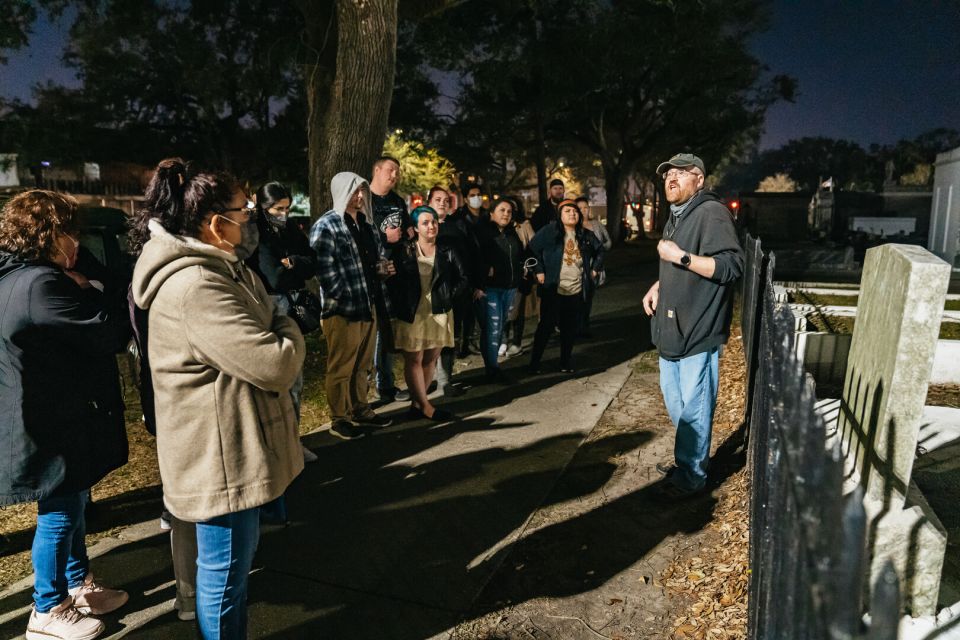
[68,574,128,616]
[26,597,104,640]
[506,344,522,357]
[301,444,318,463]
[498,343,508,357]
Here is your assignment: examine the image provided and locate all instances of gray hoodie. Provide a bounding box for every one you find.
[132,220,305,521]
[309,172,391,321]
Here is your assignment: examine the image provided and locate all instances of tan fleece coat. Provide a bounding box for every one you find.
[132,220,305,521]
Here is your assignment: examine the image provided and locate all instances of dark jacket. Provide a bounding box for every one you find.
[246,216,317,295]
[0,254,128,505]
[652,190,744,360]
[438,213,480,289]
[387,241,468,323]
[529,222,605,300]
[474,220,525,290]
[530,201,558,232]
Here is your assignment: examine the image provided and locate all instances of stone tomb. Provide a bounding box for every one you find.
[821,243,949,615]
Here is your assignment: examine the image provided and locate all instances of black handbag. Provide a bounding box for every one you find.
[286,289,323,334]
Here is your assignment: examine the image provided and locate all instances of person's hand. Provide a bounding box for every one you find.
[536,273,545,285]
[281,257,292,269]
[63,270,91,289]
[657,239,685,264]
[591,270,598,279]
[385,225,402,243]
[385,261,396,276]
[642,281,660,316]
[406,226,415,239]
[473,288,486,301]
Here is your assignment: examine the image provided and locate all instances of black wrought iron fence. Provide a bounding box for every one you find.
[744,235,901,639]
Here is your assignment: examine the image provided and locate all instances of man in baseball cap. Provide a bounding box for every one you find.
[642,151,743,500]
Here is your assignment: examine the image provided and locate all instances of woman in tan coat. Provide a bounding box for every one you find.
[131,158,305,639]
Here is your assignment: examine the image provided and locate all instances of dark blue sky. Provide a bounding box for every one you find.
[1,1,958,151]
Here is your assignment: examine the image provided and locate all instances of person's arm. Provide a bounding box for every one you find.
[655,207,743,282]
[183,277,305,393]
[310,223,346,306]
[447,247,469,300]
[29,270,121,355]
[600,224,613,251]
[642,280,659,316]
[284,225,319,280]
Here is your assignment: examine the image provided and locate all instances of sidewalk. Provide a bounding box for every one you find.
[0,243,670,639]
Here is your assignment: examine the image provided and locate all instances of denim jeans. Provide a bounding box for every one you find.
[195,508,260,639]
[658,347,720,491]
[477,287,517,373]
[32,490,89,612]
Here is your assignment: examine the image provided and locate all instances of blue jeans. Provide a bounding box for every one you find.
[477,287,517,373]
[659,347,720,491]
[32,490,89,612]
[375,328,395,393]
[195,508,260,639]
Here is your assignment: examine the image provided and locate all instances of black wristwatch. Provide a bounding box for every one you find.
[680,252,691,267]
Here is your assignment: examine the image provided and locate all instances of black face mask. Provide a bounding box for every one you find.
[233,220,260,260]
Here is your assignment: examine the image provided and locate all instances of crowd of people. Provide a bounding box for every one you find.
[0,150,742,640]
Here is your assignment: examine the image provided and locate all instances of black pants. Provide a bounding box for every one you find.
[454,290,476,352]
[531,290,583,369]
[509,291,530,346]
[581,288,595,332]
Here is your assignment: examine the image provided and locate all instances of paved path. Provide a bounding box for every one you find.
[0,244,658,640]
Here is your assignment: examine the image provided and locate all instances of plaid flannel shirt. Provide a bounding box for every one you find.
[309,209,391,321]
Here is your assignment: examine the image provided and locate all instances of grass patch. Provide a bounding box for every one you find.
[927,384,960,408]
[807,315,960,340]
[632,349,660,374]
[792,291,960,311]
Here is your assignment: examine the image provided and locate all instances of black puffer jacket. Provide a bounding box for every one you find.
[0,253,128,505]
[246,216,317,295]
[474,220,525,290]
[387,241,468,323]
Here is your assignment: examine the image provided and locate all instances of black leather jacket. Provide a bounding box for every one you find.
[387,240,468,323]
[474,219,525,290]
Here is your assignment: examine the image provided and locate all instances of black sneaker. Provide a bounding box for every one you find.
[442,383,466,397]
[354,412,393,428]
[485,369,515,385]
[395,389,411,402]
[329,420,366,440]
[656,462,676,477]
[427,380,438,394]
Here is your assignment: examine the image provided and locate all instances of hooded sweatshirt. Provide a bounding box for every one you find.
[131,220,305,521]
[309,172,391,321]
[653,190,743,360]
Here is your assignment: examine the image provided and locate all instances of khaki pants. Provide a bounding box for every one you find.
[322,313,377,422]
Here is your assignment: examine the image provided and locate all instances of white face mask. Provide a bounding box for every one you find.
[468,195,482,209]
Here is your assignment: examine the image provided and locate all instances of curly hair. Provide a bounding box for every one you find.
[0,190,82,261]
[129,157,240,255]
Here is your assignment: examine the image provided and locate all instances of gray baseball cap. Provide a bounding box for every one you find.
[656,153,706,176]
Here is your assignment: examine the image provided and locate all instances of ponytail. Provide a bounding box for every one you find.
[130,157,239,255]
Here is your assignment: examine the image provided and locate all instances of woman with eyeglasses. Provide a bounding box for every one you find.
[247,181,317,464]
[131,158,305,639]
[387,205,467,421]
[0,190,129,640]
[528,199,604,374]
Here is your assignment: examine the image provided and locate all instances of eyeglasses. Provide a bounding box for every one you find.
[215,200,256,220]
[663,168,701,181]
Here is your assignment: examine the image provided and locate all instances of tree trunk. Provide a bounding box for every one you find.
[604,163,625,244]
[533,106,548,206]
[301,0,398,217]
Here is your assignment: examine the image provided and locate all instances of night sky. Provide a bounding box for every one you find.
[1,1,958,151]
